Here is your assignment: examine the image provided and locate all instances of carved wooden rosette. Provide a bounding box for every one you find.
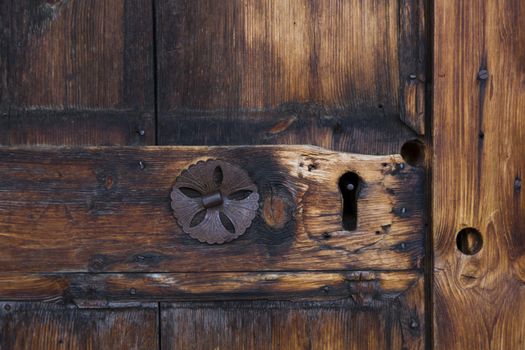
[171,160,259,244]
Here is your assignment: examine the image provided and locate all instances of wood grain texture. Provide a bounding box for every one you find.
[0,146,425,276]
[2,0,155,146]
[161,277,424,350]
[433,0,525,348]
[0,0,8,125]
[156,0,422,153]
[157,0,399,113]
[399,0,426,135]
[0,271,420,304]
[0,302,158,350]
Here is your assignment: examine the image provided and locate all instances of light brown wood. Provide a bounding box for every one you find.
[433,0,525,348]
[158,0,400,113]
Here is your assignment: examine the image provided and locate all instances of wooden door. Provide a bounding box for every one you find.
[0,1,523,349]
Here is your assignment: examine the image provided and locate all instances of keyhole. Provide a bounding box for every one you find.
[339,172,360,231]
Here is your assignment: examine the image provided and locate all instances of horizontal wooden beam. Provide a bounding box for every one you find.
[0,146,425,277]
[0,271,421,304]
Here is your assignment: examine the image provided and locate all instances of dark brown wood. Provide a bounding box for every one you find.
[2,0,155,146]
[0,0,9,142]
[155,0,423,154]
[433,0,525,348]
[0,146,425,277]
[161,277,424,350]
[0,302,158,350]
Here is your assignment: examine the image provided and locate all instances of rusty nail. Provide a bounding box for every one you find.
[401,207,407,214]
[129,288,137,295]
[409,74,417,80]
[136,128,145,136]
[410,320,418,329]
[478,69,489,80]
[321,286,330,293]
[138,161,145,170]
[346,184,355,191]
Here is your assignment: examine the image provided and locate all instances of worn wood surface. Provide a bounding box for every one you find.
[1,0,155,146]
[0,271,420,304]
[0,0,431,348]
[433,0,525,348]
[0,302,158,350]
[156,0,423,153]
[161,277,424,350]
[399,0,426,135]
[0,146,424,276]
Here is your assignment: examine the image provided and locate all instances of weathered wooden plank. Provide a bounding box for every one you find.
[0,302,158,350]
[161,278,424,350]
[399,0,426,135]
[2,0,155,146]
[433,0,525,348]
[156,0,421,152]
[0,146,425,275]
[158,111,418,155]
[0,0,9,124]
[157,0,399,115]
[4,110,154,146]
[0,271,420,303]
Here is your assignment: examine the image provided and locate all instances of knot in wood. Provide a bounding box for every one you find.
[171,160,259,244]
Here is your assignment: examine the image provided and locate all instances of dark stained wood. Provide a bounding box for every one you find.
[0,0,9,139]
[0,146,425,277]
[0,271,420,304]
[399,0,426,135]
[2,0,155,146]
[158,111,418,155]
[161,277,424,350]
[0,302,158,350]
[433,0,525,348]
[156,0,423,153]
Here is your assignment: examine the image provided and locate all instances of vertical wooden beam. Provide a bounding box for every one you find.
[433,0,525,348]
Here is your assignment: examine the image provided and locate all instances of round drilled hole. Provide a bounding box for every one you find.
[401,140,425,166]
[456,227,483,255]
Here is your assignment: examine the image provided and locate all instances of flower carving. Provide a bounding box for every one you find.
[170,160,259,244]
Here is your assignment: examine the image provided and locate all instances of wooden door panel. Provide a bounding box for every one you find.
[0,302,158,350]
[433,0,525,348]
[161,282,424,350]
[156,0,426,152]
[1,0,155,146]
[0,0,431,348]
